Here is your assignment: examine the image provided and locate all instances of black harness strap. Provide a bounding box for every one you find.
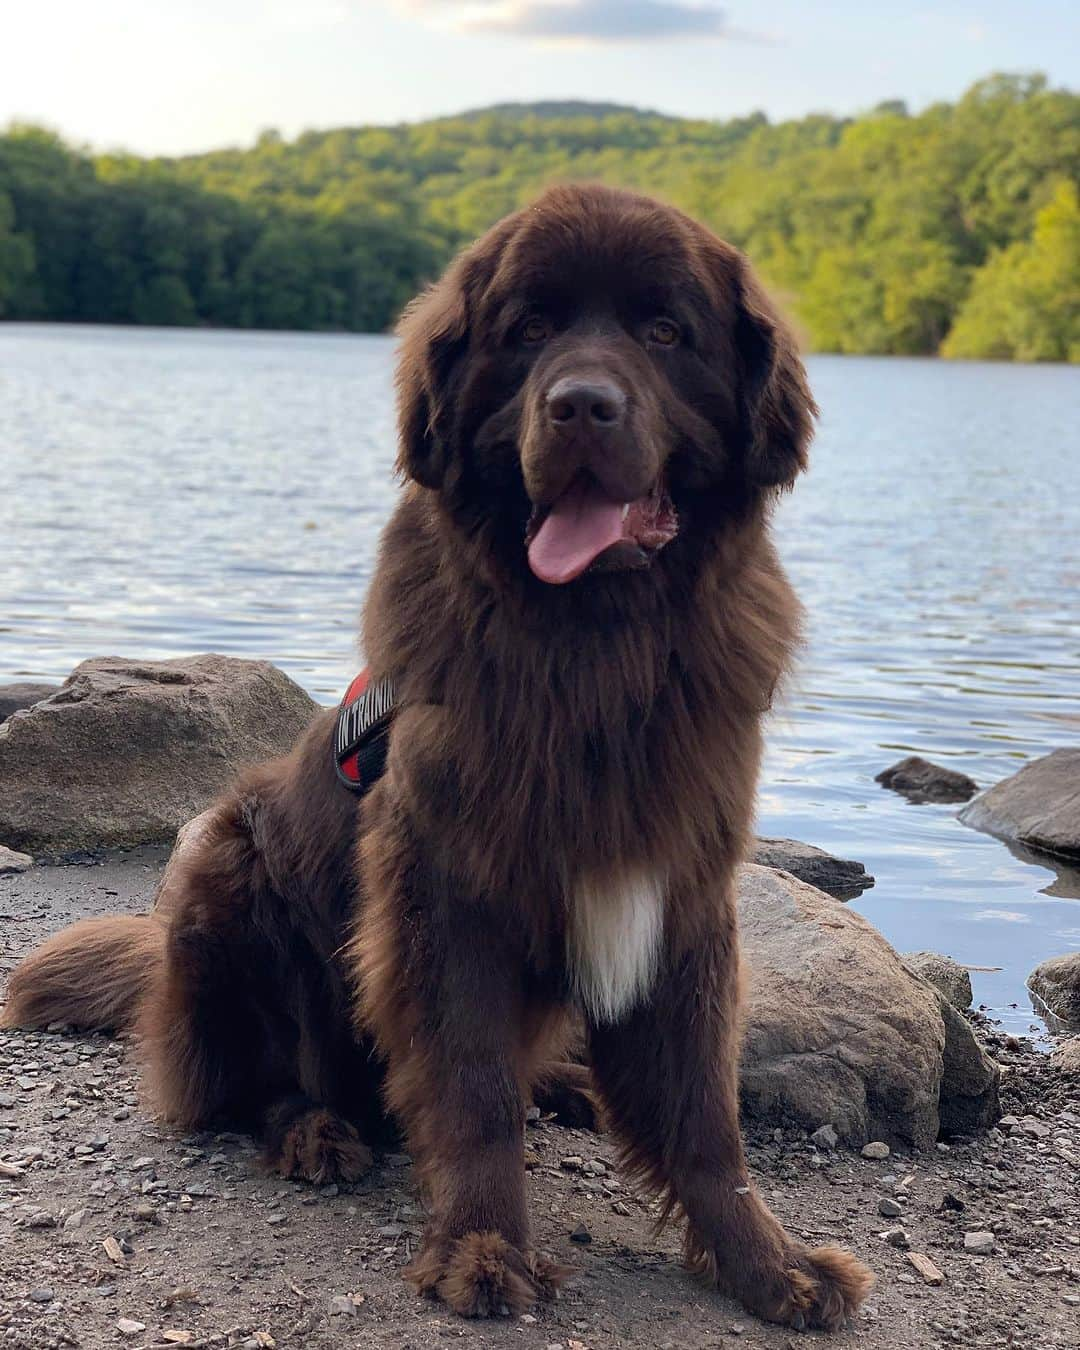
[335,669,396,794]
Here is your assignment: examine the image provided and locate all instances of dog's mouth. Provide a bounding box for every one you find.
[525,470,678,585]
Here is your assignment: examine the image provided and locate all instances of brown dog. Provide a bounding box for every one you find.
[4,184,872,1330]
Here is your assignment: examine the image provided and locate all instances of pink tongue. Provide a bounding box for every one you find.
[528,476,625,584]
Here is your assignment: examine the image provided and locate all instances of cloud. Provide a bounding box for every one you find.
[395,0,738,44]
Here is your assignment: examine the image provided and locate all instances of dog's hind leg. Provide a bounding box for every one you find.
[530,1059,601,1130]
[262,1094,374,1183]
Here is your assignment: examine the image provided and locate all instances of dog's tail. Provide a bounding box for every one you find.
[1,915,165,1033]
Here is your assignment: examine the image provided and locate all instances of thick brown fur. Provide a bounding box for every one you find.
[2,184,872,1331]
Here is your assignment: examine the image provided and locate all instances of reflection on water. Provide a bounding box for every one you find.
[2,326,1079,1034]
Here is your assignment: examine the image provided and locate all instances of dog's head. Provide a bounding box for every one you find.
[396,183,815,586]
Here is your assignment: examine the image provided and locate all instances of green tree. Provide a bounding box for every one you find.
[943,180,1080,361]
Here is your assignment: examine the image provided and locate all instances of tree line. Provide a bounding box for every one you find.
[1,74,1076,360]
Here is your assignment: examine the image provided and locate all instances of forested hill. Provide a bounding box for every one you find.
[1,74,1077,360]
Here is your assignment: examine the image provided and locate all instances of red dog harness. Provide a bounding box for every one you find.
[334,669,396,793]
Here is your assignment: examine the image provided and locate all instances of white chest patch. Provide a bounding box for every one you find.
[568,870,666,1024]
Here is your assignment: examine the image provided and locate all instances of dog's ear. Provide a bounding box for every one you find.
[732,257,816,489]
[394,262,470,490]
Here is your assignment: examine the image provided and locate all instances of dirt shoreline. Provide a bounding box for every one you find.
[2,853,1078,1349]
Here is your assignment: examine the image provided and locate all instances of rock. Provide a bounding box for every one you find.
[64,1207,91,1229]
[569,1223,592,1244]
[1028,953,1080,1032]
[884,1227,911,1249]
[862,1141,891,1160]
[878,1197,903,1218]
[876,756,978,804]
[936,996,1001,1134]
[117,1320,147,1337]
[28,1289,55,1304]
[329,1294,364,1316]
[24,1210,57,1228]
[0,655,319,853]
[738,866,945,1148]
[1018,1115,1049,1140]
[903,952,973,1011]
[0,682,59,722]
[959,749,1080,862]
[0,844,33,874]
[810,1123,839,1150]
[1052,1039,1080,1074]
[752,837,873,899]
[907,1252,945,1285]
[964,1230,996,1255]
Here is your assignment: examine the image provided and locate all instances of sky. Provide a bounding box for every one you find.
[1,0,1077,156]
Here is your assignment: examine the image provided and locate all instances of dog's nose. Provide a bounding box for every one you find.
[546,377,626,429]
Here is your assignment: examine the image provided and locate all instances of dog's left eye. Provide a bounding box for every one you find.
[521,316,553,345]
[648,318,680,347]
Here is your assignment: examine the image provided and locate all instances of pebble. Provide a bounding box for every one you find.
[884,1227,911,1249]
[117,1319,147,1337]
[561,1155,585,1172]
[329,1293,364,1315]
[0,845,33,874]
[878,1197,903,1218]
[28,1289,55,1304]
[862,1141,891,1160]
[1019,1116,1050,1140]
[64,1207,90,1229]
[23,1210,57,1228]
[964,1230,996,1254]
[811,1123,838,1150]
[569,1222,592,1244]
[907,1252,945,1285]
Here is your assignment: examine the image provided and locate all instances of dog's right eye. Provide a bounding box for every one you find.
[521,317,553,345]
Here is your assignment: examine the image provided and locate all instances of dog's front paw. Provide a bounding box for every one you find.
[761,1245,874,1332]
[406,1231,570,1318]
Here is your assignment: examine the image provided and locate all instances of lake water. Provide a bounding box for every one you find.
[2,323,1079,1035]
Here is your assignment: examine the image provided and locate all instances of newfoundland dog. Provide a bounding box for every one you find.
[4,183,872,1330]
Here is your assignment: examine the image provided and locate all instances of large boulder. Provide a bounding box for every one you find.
[1028,953,1080,1032]
[752,837,873,899]
[959,749,1080,861]
[0,656,319,855]
[0,682,59,723]
[737,866,998,1148]
[876,756,978,804]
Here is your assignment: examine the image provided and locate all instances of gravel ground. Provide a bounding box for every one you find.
[1,852,1078,1350]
